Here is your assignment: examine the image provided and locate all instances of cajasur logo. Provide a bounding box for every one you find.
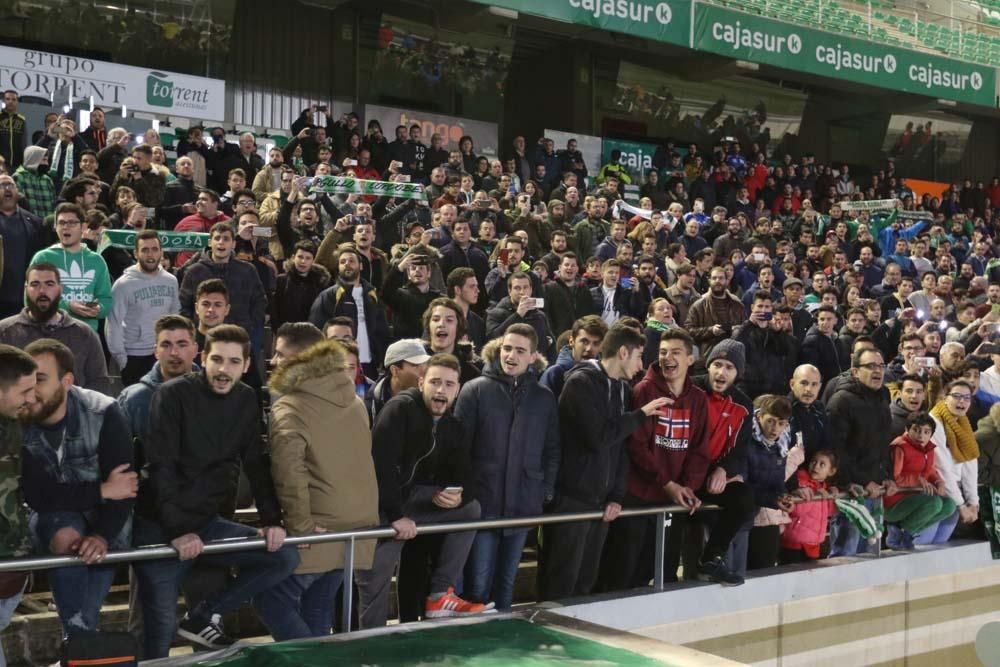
[146,71,174,108]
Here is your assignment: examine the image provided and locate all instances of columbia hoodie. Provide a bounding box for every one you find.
[107,265,180,367]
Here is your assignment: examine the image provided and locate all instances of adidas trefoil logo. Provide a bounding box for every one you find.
[60,260,95,292]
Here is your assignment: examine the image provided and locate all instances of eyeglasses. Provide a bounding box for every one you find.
[947,394,972,403]
[857,363,886,371]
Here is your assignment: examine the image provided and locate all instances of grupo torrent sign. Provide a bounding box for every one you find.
[0,46,226,119]
[364,104,499,157]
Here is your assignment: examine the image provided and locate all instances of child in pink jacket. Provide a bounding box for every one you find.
[780,450,838,562]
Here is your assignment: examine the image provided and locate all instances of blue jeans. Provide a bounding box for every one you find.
[913,509,960,544]
[828,498,880,557]
[464,528,529,611]
[133,515,299,659]
[31,511,121,637]
[0,583,25,667]
[254,570,344,641]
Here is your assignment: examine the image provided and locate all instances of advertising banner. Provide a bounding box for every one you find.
[364,104,499,157]
[0,45,226,119]
[601,137,659,183]
[467,0,691,48]
[692,5,996,107]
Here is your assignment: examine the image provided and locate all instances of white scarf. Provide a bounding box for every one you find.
[51,140,75,183]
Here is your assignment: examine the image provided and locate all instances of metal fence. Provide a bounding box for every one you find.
[0,504,717,633]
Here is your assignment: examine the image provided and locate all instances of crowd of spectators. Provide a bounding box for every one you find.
[1,90,1000,659]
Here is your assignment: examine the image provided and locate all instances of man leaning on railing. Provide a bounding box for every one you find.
[133,324,298,659]
[20,339,136,640]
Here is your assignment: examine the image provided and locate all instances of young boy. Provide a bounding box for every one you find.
[884,411,956,548]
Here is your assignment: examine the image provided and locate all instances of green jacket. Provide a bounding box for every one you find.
[0,417,34,558]
[573,217,610,262]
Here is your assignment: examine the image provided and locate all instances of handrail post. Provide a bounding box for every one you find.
[868,0,873,37]
[653,511,667,591]
[341,536,355,633]
[875,499,883,559]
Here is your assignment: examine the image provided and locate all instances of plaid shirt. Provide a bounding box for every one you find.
[12,166,55,219]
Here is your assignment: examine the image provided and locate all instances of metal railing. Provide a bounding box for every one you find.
[0,504,717,633]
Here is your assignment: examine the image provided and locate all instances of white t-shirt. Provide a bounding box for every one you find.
[353,285,372,364]
[601,285,619,325]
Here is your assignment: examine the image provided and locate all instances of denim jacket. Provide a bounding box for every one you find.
[22,386,132,547]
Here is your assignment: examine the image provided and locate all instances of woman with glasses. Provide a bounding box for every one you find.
[929,379,980,540]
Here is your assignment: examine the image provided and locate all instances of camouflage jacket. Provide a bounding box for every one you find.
[0,417,34,558]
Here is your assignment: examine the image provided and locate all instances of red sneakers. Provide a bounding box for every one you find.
[424,587,496,618]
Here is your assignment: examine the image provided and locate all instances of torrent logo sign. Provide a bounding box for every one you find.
[146,72,173,108]
[972,71,984,90]
[884,54,897,74]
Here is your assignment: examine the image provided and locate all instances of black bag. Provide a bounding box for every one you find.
[62,631,138,667]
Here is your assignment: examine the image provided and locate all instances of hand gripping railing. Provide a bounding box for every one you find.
[0,504,718,633]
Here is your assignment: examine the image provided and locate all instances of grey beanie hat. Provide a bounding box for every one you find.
[706,339,745,377]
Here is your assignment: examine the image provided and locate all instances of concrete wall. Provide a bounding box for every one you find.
[553,541,1000,666]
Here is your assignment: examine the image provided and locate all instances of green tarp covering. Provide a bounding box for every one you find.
[192,618,676,666]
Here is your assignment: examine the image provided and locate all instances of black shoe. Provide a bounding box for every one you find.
[696,557,745,586]
[177,612,235,649]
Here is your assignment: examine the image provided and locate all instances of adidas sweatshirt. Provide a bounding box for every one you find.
[107,265,180,368]
[30,245,112,330]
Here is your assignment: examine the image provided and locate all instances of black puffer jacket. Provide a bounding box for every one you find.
[453,340,560,519]
[555,360,646,507]
[141,372,279,539]
[371,387,474,522]
[178,250,267,334]
[733,323,799,399]
[827,378,892,486]
[271,262,331,330]
[800,325,848,389]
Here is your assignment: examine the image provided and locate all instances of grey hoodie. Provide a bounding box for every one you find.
[107,265,180,367]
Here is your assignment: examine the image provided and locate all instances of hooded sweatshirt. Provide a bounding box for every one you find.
[12,146,55,218]
[628,364,710,502]
[30,243,112,330]
[106,265,181,367]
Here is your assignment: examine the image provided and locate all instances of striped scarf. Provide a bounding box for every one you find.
[50,140,74,183]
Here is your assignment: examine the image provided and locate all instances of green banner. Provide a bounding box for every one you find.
[98,229,209,252]
[601,138,659,184]
[467,0,691,47]
[309,176,427,201]
[693,5,996,107]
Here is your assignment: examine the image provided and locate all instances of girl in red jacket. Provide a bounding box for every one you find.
[780,450,838,563]
[884,412,956,547]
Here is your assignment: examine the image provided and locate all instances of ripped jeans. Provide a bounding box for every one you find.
[31,511,128,638]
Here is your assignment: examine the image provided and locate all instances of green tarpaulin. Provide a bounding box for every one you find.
[191,618,676,667]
